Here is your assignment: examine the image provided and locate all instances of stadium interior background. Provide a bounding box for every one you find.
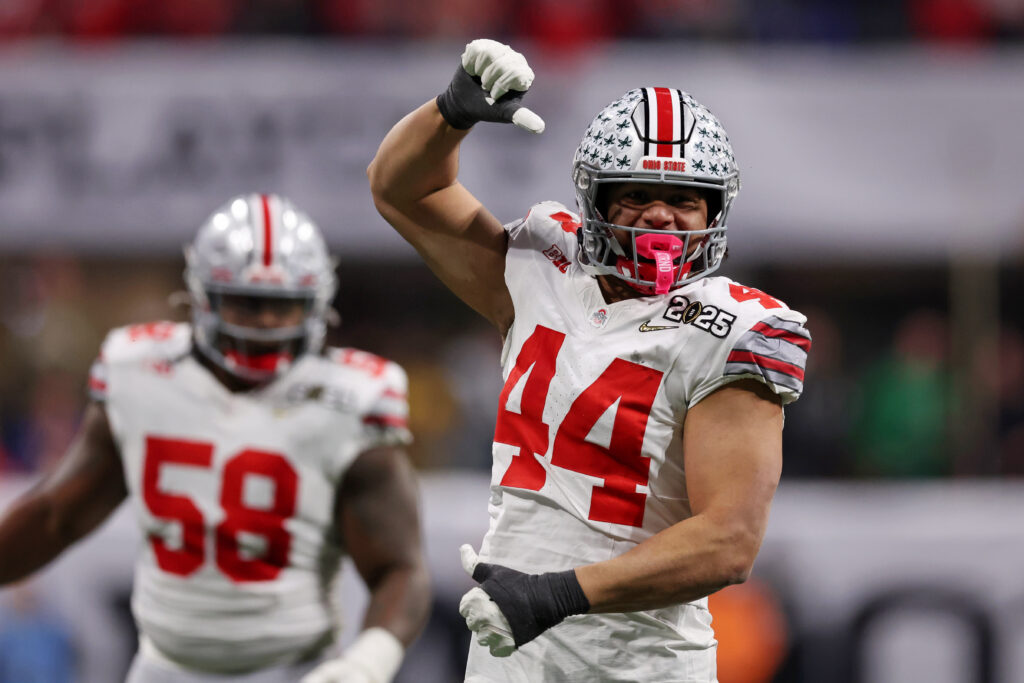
[1,2,1023,682]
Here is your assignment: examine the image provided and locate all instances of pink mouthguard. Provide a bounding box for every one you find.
[635,233,684,294]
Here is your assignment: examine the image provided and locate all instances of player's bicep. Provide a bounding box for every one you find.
[375,181,513,333]
[336,446,424,587]
[682,380,783,554]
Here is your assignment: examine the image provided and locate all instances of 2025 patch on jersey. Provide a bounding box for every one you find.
[89,321,410,673]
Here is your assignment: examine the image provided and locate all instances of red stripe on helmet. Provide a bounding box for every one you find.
[260,194,273,267]
[654,87,675,158]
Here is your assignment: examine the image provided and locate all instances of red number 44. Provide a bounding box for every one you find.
[728,283,784,309]
[143,437,298,583]
[495,325,663,528]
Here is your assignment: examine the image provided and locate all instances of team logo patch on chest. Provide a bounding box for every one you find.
[589,308,609,328]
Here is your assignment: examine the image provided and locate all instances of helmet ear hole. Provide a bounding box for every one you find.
[704,191,722,228]
[594,185,611,221]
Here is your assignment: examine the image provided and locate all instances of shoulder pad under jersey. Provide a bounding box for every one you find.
[322,347,412,446]
[683,280,811,407]
[506,201,581,243]
[88,322,191,401]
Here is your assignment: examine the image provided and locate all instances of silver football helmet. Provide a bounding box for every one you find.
[572,87,740,294]
[184,193,337,383]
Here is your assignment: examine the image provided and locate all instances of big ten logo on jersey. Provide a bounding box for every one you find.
[142,436,298,582]
[284,382,358,413]
[496,324,662,528]
[542,244,571,273]
[662,295,737,338]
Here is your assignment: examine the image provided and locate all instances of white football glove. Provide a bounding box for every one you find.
[300,628,404,683]
[436,39,545,134]
[458,544,517,657]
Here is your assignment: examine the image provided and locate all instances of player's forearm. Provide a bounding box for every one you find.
[575,511,766,613]
[361,561,432,647]
[0,491,78,585]
[368,101,470,211]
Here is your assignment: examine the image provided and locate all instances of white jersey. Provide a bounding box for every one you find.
[467,202,810,683]
[88,322,411,674]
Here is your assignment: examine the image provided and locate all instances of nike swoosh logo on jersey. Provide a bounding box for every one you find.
[639,320,680,332]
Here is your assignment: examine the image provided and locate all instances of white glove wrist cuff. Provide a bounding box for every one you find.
[345,627,405,683]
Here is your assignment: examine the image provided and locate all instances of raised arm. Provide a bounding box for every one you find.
[302,445,431,683]
[367,39,544,336]
[0,402,127,585]
[460,379,784,653]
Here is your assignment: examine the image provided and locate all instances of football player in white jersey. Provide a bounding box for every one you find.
[0,194,431,683]
[369,40,811,682]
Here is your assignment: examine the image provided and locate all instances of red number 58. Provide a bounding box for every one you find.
[142,437,298,583]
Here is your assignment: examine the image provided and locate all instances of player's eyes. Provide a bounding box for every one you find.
[670,195,701,208]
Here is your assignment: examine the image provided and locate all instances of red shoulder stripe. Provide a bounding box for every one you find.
[750,321,812,352]
[727,350,805,381]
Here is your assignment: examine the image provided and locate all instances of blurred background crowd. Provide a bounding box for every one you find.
[0,0,1022,43]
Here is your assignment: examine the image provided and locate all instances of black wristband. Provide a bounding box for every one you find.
[473,562,591,648]
[436,66,480,130]
[436,64,530,130]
